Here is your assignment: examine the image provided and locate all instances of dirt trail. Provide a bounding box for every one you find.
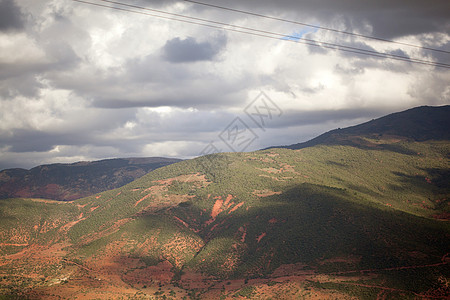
[62,258,93,272]
[328,258,449,276]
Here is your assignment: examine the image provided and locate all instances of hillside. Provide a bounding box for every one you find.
[0,157,181,201]
[0,137,449,299]
[278,105,450,150]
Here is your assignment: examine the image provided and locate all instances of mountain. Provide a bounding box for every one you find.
[0,157,181,201]
[278,105,450,150]
[0,106,449,299]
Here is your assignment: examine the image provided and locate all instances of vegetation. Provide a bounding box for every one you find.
[0,107,449,298]
[0,157,181,201]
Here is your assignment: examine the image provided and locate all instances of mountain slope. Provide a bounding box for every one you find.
[1,138,449,299]
[278,105,450,150]
[0,157,181,201]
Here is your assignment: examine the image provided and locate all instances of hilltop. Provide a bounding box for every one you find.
[0,157,181,201]
[278,105,450,150]
[0,105,449,299]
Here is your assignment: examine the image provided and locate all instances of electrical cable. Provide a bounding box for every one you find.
[72,0,450,69]
[181,0,450,55]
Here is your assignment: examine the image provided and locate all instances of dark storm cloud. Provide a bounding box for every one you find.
[248,107,393,130]
[0,0,448,170]
[83,51,251,109]
[0,0,25,32]
[0,75,44,99]
[0,106,138,153]
[91,87,246,109]
[427,41,450,68]
[0,130,81,153]
[185,0,450,39]
[162,35,227,63]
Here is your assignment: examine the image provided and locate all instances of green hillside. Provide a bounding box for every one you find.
[0,137,448,299]
[279,105,450,150]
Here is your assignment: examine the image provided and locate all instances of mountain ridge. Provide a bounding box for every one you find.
[0,105,449,299]
[0,157,181,201]
[274,105,450,150]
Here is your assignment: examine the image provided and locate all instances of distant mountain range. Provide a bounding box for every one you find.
[0,157,181,201]
[0,105,449,299]
[277,105,450,150]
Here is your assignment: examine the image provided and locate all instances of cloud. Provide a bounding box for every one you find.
[0,0,449,170]
[192,0,450,38]
[0,0,25,32]
[162,34,227,63]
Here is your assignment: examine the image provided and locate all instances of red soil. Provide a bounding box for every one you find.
[229,202,244,213]
[134,194,152,207]
[90,205,99,212]
[211,198,224,218]
[224,194,233,207]
[256,232,266,243]
[123,261,174,285]
[173,216,189,228]
[253,189,282,197]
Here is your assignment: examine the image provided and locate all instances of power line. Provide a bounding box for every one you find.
[87,0,450,68]
[92,0,450,67]
[72,0,450,69]
[181,0,450,55]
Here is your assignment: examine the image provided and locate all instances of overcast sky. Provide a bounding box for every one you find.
[0,0,449,170]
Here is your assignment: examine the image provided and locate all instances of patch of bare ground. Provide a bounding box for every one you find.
[270,262,316,278]
[258,174,292,181]
[80,218,133,245]
[257,167,283,174]
[28,198,64,204]
[79,241,145,289]
[28,276,141,300]
[134,174,203,212]
[0,242,69,264]
[153,172,210,187]
[0,241,72,290]
[317,255,362,265]
[257,163,300,175]
[139,193,196,214]
[0,243,28,247]
[251,280,355,300]
[204,195,246,227]
[180,270,218,290]
[58,213,86,233]
[432,211,450,220]
[253,189,282,197]
[279,163,301,175]
[123,260,174,286]
[16,256,449,299]
[200,277,354,300]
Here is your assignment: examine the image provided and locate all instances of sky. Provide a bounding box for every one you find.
[0,0,449,170]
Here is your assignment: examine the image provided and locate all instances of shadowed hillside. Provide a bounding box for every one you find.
[0,157,181,201]
[0,106,449,299]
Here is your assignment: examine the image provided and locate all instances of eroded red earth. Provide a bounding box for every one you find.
[1,173,449,299]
